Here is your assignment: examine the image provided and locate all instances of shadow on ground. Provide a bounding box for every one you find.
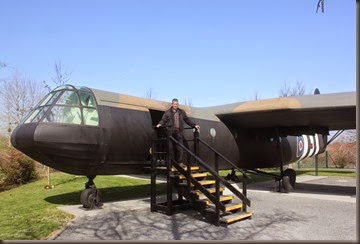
[44,184,166,205]
[248,180,356,196]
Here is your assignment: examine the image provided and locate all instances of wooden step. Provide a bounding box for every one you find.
[179,172,207,180]
[220,212,253,225]
[199,195,234,205]
[191,187,225,196]
[171,166,200,172]
[206,203,243,213]
[178,180,215,187]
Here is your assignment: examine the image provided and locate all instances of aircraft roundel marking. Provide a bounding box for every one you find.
[308,136,315,157]
[210,128,216,138]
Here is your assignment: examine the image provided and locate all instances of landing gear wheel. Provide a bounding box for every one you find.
[282,168,296,192]
[80,187,102,209]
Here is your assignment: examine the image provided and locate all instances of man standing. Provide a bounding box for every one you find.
[156,98,200,168]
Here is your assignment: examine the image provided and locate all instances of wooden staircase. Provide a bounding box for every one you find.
[171,166,253,226]
[150,127,253,226]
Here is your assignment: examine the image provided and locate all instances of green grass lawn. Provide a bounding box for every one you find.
[0,168,355,240]
[0,172,166,240]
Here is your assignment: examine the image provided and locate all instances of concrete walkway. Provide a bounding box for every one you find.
[50,175,357,241]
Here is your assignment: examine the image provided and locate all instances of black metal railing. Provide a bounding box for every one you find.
[194,132,251,211]
[151,126,251,224]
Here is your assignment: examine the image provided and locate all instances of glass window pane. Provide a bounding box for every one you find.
[24,108,41,124]
[79,92,97,107]
[43,106,82,125]
[40,91,61,106]
[56,91,80,106]
[83,108,99,126]
[32,106,50,123]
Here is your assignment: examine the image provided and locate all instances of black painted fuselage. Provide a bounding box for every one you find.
[11,85,327,176]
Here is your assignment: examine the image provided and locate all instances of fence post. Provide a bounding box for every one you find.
[315,154,319,176]
[325,150,329,168]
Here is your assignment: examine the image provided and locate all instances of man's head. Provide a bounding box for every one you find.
[171,98,179,110]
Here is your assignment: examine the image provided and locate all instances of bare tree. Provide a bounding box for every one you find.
[0,61,8,69]
[253,91,260,100]
[0,70,46,140]
[146,88,153,99]
[43,59,72,91]
[338,130,356,143]
[279,81,306,97]
[53,59,72,86]
[279,81,291,97]
[183,97,193,107]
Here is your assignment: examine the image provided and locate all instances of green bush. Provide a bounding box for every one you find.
[0,149,38,190]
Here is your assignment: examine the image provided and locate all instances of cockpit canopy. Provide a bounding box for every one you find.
[21,84,99,126]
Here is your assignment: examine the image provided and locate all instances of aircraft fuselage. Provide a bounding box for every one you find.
[11,85,327,176]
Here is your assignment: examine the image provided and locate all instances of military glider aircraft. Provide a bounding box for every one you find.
[10,84,356,206]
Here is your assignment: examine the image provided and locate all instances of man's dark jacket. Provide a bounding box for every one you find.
[158,108,196,133]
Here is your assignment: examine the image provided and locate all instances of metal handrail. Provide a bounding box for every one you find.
[196,135,250,179]
[170,136,251,207]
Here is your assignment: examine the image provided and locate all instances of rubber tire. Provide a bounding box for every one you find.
[282,176,291,192]
[80,188,101,208]
[282,168,296,192]
[284,168,296,188]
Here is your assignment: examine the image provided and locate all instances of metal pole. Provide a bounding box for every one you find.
[315,154,319,176]
[215,153,220,226]
[194,129,199,164]
[150,129,156,212]
[325,151,329,168]
[166,128,172,215]
[242,172,247,212]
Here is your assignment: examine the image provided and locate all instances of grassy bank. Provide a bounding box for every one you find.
[0,172,165,240]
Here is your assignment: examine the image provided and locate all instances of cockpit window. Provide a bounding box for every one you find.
[31,106,51,123]
[22,85,99,126]
[56,91,80,106]
[83,108,99,125]
[40,91,61,106]
[43,106,82,124]
[79,92,96,107]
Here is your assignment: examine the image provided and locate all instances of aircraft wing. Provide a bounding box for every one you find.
[213,91,356,136]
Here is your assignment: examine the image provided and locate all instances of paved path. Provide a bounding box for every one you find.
[50,176,357,241]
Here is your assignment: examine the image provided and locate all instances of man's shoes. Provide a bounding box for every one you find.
[179,163,186,168]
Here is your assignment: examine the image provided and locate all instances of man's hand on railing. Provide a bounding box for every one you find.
[154,124,171,129]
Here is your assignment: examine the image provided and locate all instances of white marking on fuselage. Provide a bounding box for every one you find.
[308,136,315,158]
[299,135,309,160]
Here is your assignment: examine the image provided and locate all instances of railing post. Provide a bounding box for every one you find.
[215,153,220,225]
[325,150,329,168]
[150,129,156,212]
[194,128,199,162]
[242,172,247,212]
[166,127,172,215]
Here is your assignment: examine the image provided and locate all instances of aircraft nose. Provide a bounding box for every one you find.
[10,123,37,150]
